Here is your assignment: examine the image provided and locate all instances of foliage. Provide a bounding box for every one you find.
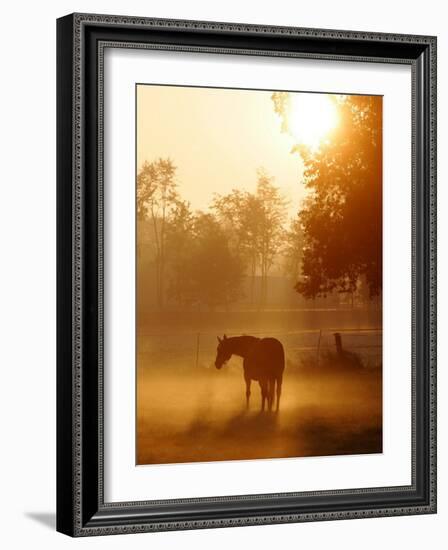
[283,215,304,283]
[273,93,382,299]
[166,211,245,309]
[256,170,289,303]
[137,158,178,308]
[212,170,288,304]
[138,161,290,310]
[164,199,196,305]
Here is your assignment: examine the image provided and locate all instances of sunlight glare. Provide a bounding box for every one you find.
[288,94,339,149]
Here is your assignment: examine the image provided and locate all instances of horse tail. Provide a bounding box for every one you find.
[279,343,285,372]
[276,343,285,411]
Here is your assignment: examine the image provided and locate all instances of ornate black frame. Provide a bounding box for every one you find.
[56,13,437,537]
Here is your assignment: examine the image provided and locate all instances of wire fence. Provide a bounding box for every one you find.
[138,327,382,370]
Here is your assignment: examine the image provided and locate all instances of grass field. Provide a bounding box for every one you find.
[136,309,382,465]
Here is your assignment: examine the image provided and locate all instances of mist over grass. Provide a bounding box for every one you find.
[136,310,382,465]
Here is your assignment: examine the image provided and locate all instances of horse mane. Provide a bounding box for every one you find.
[225,335,260,358]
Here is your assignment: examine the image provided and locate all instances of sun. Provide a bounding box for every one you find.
[287,93,339,149]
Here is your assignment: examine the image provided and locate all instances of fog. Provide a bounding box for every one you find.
[135,86,383,466]
[136,310,382,465]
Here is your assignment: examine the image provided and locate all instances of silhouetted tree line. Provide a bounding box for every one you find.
[137,163,294,310]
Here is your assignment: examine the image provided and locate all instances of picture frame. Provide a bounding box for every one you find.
[56,13,437,537]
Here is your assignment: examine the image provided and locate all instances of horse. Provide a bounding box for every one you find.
[214,334,285,412]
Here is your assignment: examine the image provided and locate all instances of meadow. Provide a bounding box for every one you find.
[136,308,382,465]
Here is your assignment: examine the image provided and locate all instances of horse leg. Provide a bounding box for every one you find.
[259,380,266,412]
[267,378,275,412]
[245,375,251,409]
[276,376,282,412]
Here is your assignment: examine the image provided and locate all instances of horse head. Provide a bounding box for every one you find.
[215,334,232,369]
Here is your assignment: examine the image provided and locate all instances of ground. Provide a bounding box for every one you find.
[136,308,382,465]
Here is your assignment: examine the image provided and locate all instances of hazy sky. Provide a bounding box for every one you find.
[136,84,305,220]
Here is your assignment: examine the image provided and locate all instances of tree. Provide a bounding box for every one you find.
[272,93,382,299]
[283,215,304,284]
[212,189,263,303]
[212,170,288,306]
[211,189,251,255]
[255,169,288,304]
[167,212,244,309]
[165,199,196,307]
[137,158,178,309]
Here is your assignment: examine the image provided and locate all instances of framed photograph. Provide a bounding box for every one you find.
[56,13,437,536]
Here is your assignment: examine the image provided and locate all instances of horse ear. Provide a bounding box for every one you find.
[217,336,222,343]
[223,334,227,340]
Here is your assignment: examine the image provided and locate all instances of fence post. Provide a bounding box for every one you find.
[195,333,200,368]
[334,332,343,357]
[316,329,322,365]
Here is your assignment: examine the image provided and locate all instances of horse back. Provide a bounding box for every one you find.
[248,337,285,378]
